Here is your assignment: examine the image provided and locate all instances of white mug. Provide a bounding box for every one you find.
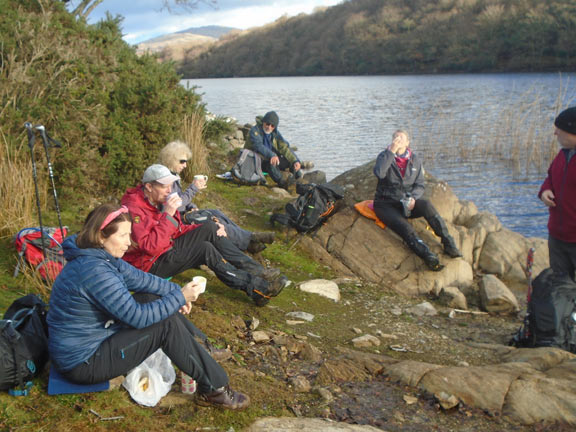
[194,174,208,182]
[192,276,207,293]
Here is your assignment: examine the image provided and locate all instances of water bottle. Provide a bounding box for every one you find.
[400,196,411,217]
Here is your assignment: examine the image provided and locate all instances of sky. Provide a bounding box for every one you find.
[71,0,343,44]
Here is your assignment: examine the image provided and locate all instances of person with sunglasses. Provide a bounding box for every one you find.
[157,141,275,254]
[244,111,303,189]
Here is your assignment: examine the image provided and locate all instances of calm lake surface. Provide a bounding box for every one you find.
[182,74,576,239]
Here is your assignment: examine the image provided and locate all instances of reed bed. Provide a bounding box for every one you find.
[0,126,47,239]
[179,110,210,184]
[407,80,574,177]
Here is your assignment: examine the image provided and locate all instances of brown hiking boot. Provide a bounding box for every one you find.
[252,275,290,306]
[197,386,250,410]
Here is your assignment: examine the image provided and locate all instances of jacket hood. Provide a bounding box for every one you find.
[63,234,112,262]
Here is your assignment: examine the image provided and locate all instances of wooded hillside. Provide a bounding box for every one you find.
[179,0,576,77]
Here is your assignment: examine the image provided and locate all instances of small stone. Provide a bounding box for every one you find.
[249,317,260,330]
[391,307,402,316]
[403,394,418,405]
[314,387,334,403]
[299,279,340,302]
[286,311,314,322]
[351,334,380,348]
[290,376,311,393]
[352,327,362,334]
[307,332,321,339]
[252,331,271,343]
[406,302,438,317]
[435,392,459,410]
[286,320,306,325]
[457,361,470,367]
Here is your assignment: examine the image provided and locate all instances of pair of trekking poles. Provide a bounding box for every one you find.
[24,122,65,258]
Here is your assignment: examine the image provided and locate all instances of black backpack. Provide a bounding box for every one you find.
[510,268,576,352]
[0,294,49,395]
[231,149,266,185]
[271,183,344,233]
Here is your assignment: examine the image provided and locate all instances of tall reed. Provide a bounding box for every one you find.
[408,79,574,177]
[0,126,47,239]
[179,110,210,184]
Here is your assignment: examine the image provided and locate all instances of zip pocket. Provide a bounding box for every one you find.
[119,334,151,359]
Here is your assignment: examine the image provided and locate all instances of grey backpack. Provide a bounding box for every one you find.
[231,149,266,185]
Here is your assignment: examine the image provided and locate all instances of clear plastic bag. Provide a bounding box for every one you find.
[122,349,176,407]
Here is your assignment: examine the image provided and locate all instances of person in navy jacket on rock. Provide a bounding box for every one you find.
[47,203,249,409]
[539,107,576,280]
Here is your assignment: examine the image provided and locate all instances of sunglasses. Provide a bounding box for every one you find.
[179,159,187,164]
[263,122,275,129]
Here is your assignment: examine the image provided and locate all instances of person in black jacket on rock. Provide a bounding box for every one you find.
[373,130,461,271]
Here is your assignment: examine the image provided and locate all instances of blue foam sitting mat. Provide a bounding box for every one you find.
[48,365,109,395]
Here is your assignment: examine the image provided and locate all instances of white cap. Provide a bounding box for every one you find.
[142,164,180,185]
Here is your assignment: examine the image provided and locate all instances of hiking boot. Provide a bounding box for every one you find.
[246,241,267,254]
[406,233,444,272]
[428,214,462,258]
[197,386,250,410]
[252,275,290,306]
[251,232,276,244]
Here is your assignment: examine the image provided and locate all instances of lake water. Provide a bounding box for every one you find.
[182,74,576,239]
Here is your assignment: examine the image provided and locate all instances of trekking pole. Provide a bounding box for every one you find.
[24,122,47,260]
[525,247,535,302]
[35,125,64,236]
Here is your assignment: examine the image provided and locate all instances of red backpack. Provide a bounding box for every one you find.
[14,227,67,281]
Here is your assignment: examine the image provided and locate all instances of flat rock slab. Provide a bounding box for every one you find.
[499,347,576,371]
[299,279,341,302]
[286,311,315,321]
[384,360,444,387]
[246,417,383,431]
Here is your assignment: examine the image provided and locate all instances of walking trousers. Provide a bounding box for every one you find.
[63,294,228,394]
[149,222,267,298]
[373,198,439,243]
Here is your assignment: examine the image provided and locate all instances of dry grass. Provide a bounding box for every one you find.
[179,110,211,183]
[0,126,47,239]
[408,80,574,176]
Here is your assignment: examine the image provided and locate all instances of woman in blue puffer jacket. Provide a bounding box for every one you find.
[47,203,249,410]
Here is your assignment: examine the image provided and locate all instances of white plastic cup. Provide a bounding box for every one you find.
[193,174,208,182]
[181,372,196,394]
[192,276,207,293]
[167,192,182,207]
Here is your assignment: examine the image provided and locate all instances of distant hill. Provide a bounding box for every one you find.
[176,25,237,39]
[137,25,238,62]
[177,0,576,77]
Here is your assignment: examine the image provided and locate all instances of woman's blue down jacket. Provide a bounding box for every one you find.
[47,235,186,372]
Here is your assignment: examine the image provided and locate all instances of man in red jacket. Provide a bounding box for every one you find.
[539,107,576,280]
[121,164,288,305]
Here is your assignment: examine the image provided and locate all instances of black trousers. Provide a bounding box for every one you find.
[549,235,576,280]
[261,155,299,184]
[373,198,439,243]
[150,222,266,298]
[63,294,228,394]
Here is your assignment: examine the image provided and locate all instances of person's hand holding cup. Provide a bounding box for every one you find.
[192,276,207,293]
[193,174,208,190]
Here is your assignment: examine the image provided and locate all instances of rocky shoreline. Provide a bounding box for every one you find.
[202,124,576,430]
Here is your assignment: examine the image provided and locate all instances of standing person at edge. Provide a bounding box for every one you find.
[539,107,576,280]
[121,164,288,306]
[245,111,303,189]
[373,130,462,271]
[47,203,249,410]
[157,141,275,254]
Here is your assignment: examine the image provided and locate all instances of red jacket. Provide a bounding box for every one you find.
[539,149,576,243]
[121,186,200,271]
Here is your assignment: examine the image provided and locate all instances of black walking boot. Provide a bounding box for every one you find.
[252,275,290,306]
[406,233,444,272]
[428,215,462,258]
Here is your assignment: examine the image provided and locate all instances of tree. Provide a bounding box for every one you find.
[64,0,217,19]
